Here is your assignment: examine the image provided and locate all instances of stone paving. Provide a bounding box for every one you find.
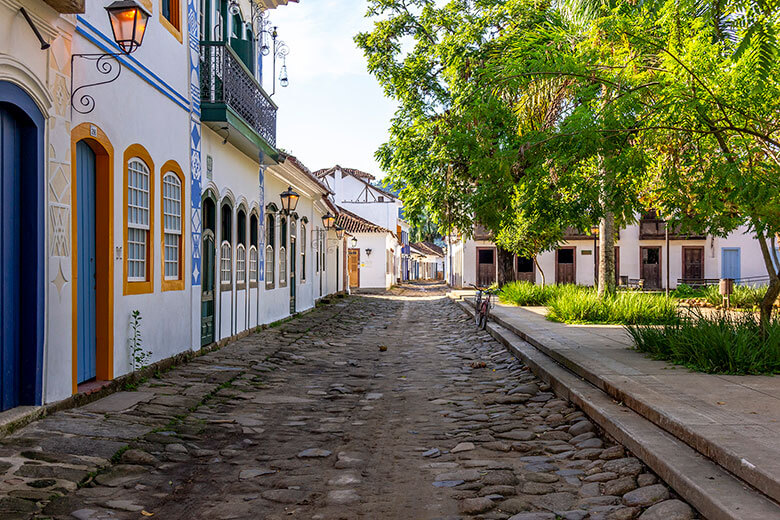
[0,294,699,519]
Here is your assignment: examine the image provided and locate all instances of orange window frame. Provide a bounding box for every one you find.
[159,0,183,43]
[123,144,155,295]
[160,160,185,291]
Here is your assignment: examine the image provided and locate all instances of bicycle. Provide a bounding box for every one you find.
[470,284,497,330]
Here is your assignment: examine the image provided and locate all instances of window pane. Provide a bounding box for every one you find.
[163,173,182,234]
[249,247,258,282]
[236,245,246,284]
[128,159,150,229]
[221,242,232,283]
[127,228,147,281]
[164,233,180,280]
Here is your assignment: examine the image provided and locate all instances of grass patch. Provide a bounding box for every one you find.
[499,282,678,325]
[672,283,765,308]
[627,310,780,374]
[547,290,679,325]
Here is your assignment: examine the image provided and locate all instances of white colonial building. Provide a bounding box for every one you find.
[316,165,409,290]
[447,215,770,290]
[0,0,348,417]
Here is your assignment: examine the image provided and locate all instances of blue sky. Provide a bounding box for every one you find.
[263,0,397,179]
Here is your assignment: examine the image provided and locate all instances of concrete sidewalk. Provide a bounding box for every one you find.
[482,302,780,508]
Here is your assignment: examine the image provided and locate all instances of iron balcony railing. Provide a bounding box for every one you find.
[200,42,277,148]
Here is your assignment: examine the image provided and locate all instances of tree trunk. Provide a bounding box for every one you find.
[597,211,616,298]
[496,245,515,287]
[756,230,780,333]
[535,257,545,288]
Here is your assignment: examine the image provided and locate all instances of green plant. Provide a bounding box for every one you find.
[129,310,151,371]
[627,310,780,374]
[547,291,679,325]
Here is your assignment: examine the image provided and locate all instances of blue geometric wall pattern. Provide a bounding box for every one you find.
[188,0,202,286]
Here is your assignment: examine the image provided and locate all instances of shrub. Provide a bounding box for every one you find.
[672,283,766,308]
[498,282,586,306]
[627,310,780,374]
[547,291,680,325]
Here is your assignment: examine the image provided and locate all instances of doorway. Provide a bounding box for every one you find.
[290,222,297,314]
[76,141,97,383]
[682,246,704,281]
[1,83,46,409]
[348,248,360,288]
[476,247,496,287]
[556,247,576,284]
[641,246,661,289]
[516,255,535,283]
[201,196,216,346]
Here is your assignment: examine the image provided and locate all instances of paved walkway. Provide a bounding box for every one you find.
[483,303,780,507]
[0,295,697,519]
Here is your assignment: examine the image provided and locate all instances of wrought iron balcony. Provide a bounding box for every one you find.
[200,42,277,149]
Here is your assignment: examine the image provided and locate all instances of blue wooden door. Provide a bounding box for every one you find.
[0,105,21,410]
[721,248,740,282]
[76,141,97,383]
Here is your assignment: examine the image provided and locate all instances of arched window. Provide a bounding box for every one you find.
[300,223,307,282]
[249,212,259,286]
[220,202,232,290]
[127,157,151,283]
[236,208,247,288]
[162,171,183,285]
[220,241,232,286]
[265,211,275,288]
[279,216,287,287]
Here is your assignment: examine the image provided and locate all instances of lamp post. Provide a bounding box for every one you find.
[254,11,290,96]
[279,186,299,213]
[71,0,151,115]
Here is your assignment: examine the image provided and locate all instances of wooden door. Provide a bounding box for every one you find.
[201,230,216,346]
[721,248,740,281]
[0,104,21,410]
[516,256,535,283]
[348,248,360,288]
[556,247,576,284]
[476,248,496,287]
[76,141,97,383]
[682,246,704,281]
[641,246,661,289]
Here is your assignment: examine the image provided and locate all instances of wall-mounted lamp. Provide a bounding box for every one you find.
[279,186,299,213]
[366,248,372,257]
[19,8,50,50]
[71,0,151,115]
[322,212,336,230]
[350,236,358,248]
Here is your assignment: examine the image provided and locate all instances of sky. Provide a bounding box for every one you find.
[262,0,397,179]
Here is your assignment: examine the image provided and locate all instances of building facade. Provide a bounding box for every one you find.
[447,217,769,289]
[0,0,347,414]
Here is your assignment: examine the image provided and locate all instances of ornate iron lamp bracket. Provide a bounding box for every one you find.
[70,53,123,116]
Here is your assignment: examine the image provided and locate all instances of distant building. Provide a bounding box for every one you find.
[410,242,444,280]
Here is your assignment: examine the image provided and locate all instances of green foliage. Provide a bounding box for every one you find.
[672,284,766,307]
[547,291,680,325]
[129,310,151,371]
[499,282,582,306]
[627,311,780,374]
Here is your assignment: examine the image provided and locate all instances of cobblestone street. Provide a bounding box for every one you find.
[1,294,697,520]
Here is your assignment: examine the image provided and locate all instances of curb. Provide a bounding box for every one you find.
[455,298,780,520]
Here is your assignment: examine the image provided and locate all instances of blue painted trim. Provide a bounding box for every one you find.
[0,81,45,407]
[75,27,191,113]
[76,16,190,107]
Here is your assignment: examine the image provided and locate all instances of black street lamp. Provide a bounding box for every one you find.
[335,226,345,240]
[279,186,299,213]
[322,212,336,230]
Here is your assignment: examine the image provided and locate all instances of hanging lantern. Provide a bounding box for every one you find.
[335,226,345,240]
[350,236,358,248]
[279,186,299,213]
[105,0,151,54]
[322,212,336,230]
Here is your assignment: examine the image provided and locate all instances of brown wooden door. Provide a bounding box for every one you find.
[476,248,496,287]
[348,248,360,288]
[556,247,576,284]
[516,255,535,283]
[682,246,704,280]
[641,246,661,289]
